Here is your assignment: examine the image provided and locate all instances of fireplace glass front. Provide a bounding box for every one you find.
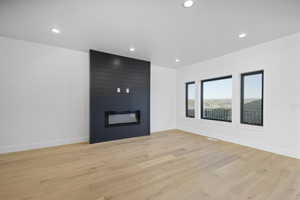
[105,111,140,127]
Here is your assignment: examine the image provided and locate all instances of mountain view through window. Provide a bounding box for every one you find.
[201,76,232,121]
[241,71,263,125]
[186,82,196,118]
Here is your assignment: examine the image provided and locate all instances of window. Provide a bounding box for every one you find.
[185,82,196,118]
[241,70,264,126]
[201,76,232,122]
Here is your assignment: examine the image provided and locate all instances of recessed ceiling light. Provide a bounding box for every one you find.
[183,0,194,8]
[238,33,247,38]
[129,47,135,52]
[175,58,180,63]
[51,28,61,34]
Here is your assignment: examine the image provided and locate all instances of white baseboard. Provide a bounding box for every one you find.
[177,129,300,160]
[4,129,298,160]
[0,137,88,154]
[0,129,175,154]
[151,128,177,134]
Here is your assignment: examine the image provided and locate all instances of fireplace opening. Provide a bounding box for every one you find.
[105,111,140,127]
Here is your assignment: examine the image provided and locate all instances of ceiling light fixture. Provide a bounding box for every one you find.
[238,33,247,38]
[183,0,194,8]
[175,58,180,63]
[129,47,135,52]
[51,28,61,34]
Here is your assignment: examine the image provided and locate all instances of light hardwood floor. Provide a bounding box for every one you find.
[1,130,300,200]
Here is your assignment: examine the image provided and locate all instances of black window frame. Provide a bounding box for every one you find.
[185,81,196,118]
[240,70,264,126]
[201,75,233,122]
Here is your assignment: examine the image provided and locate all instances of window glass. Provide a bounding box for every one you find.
[241,71,263,126]
[186,82,196,118]
[201,76,232,122]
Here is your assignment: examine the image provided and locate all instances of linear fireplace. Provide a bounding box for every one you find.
[105,111,140,127]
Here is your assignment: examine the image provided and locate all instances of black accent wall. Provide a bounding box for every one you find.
[90,50,150,144]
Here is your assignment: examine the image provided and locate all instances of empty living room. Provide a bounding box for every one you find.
[1,0,300,199]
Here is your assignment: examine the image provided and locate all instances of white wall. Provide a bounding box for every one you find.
[177,33,300,159]
[151,65,176,132]
[3,32,299,158]
[0,37,177,153]
[0,37,90,153]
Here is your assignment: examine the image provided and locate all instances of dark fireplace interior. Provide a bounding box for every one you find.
[90,50,150,144]
[105,111,140,127]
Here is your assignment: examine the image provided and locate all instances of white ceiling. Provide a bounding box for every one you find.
[0,0,300,68]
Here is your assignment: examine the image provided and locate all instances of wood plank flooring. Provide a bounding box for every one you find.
[1,130,300,200]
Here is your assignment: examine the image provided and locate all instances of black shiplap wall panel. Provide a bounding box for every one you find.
[90,50,150,144]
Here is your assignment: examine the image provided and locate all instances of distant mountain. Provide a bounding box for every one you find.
[243,99,262,124]
[204,99,231,109]
[194,98,262,123]
[188,98,261,112]
[244,99,262,111]
[188,99,195,108]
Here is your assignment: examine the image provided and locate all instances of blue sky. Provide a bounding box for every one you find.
[244,74,262,99]
[188,84,196,99]
[203,78,232,99]
[188,74,262,100]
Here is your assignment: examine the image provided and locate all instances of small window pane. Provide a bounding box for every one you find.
[241,71,263,126]
[201,76,232,122]
[186,82,196,118]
